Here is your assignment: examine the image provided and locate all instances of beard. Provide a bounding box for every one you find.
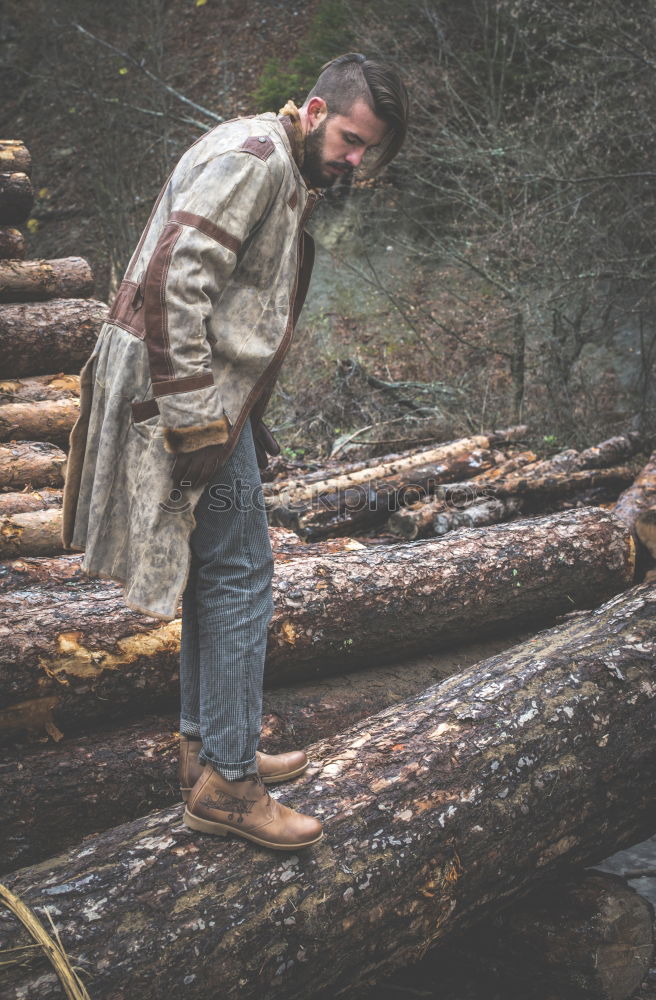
[302,119,354,189]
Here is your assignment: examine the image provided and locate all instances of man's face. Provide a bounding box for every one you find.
[302,98,389,189]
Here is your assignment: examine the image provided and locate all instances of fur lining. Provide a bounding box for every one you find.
[163,416,230,454]
[278,99,305,168]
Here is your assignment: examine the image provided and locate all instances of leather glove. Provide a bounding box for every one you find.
[171,443,225,489]
[252,419,281,472]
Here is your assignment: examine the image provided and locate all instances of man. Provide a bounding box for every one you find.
[63,53,409,851]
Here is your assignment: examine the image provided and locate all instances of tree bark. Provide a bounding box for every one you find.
[0,440,66,490]
[0,298,108,378]
[0,629,529,874]
[0,398,79,445]
[0,374,80,404]
[0,257,94,302]
[0,508,635,741]
[0,581,654,1000]
[0,141,32,175]
[433,497,523,535]
[0,488,62,516]
[0,227,25,260]
[0,508,66,558]
[0,171,34,225]
[613,450,656,528]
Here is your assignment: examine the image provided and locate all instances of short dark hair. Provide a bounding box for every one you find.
[304,52,409,172]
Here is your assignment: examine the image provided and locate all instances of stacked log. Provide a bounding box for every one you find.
[266,428,530,539]
[388,434,642,542]
[1,581,654,1000]
[0,507,634,742]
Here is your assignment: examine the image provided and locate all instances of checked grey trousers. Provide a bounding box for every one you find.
[179,418,275,780]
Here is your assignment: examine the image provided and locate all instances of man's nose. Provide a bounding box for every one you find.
[345,148,365,167]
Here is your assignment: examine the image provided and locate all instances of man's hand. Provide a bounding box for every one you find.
[252,419,281,472]
[171,443,225,489]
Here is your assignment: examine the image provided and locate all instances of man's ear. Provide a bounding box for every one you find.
[306,96,328,129]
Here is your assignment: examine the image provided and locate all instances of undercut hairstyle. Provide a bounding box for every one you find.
[303,52,409,172]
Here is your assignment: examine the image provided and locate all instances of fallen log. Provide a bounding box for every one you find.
[388,452,536,540]
[0,629,529,874]
[0,171,33,226]
[0,298,108,378]
[1,580,654,1000]
[0,440,66,490]
[0,227,25,260]
[265,428,527,506]
[0,488,62,516]
[0,508,635,740]
[0,257,94,302]
[477,870,655,1000]
[0,141,32,175]
[400,870,655,1000]
[0,397,79,445]
[0,508,65,558]
[614,450,656,528]
[0,373,80,404]
[296,447,498,540]
[433,497,523,535]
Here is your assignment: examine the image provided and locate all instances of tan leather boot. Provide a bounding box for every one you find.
[257,748,308,784]
[179,735,202,803]
[179,736,308,801]
[183,764,323,850]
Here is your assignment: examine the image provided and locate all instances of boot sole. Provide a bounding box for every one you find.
[182,807,323,850]
[180,762,309,802]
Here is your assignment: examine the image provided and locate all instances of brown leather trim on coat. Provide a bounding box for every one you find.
[288,190,298,210]
[152,372,214,397]
[169,210,242,255]
[241,135,275,160]
[131,398,160,422]
[108,279,146,340]
[292,230,315,330]
[143,221,182,382]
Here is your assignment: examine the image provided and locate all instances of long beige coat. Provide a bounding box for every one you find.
[63,111,317,620]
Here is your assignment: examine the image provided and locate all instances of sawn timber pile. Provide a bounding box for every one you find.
[0,507,635,741]
[1,581,654,1000]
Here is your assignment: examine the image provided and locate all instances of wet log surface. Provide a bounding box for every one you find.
[0,440,66,490]
[0,141,32,175]
[0,257,94,302]
[1,582,654,1000]
[0,227,25,259]
[0,298,107,378]
[367,870,656,1000]
[0,373,80,404]
[0,171,33,225]
[0,487,62,516]
[0,631,529,874]
[0,508,635,739]
[0,397,79,445]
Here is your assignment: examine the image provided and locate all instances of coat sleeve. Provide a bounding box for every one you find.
[140,144,280,454]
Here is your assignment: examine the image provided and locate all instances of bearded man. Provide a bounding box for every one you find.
[63,53,409,850]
